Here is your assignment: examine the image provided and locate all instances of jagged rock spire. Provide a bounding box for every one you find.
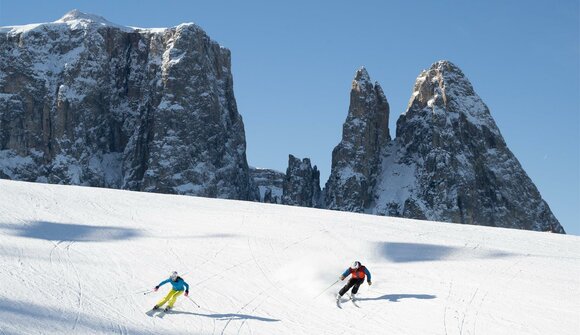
[324,60,563,233]
[282,155,321,207]
[324,67,390,212]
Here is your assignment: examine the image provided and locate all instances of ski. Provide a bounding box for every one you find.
[146,306,172,317]
[145,308,161,317]
[155,309,169,318]
[335,296,361,308]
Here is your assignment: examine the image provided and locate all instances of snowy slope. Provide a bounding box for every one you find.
[0,179,578,335]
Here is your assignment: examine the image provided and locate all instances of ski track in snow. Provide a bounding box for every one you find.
[0,180,578,335]
[63,241,83,332]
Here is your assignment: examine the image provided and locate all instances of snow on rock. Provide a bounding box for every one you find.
[55,9,134,32]
[0,10,257,201]
[0,179,577,334]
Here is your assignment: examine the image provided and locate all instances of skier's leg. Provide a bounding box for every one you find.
[350,278,364,294]
[338,279,356,296]
[167,290,184,308]
[156,289,176,307]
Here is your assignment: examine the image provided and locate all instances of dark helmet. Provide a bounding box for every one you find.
[351,261,361,269]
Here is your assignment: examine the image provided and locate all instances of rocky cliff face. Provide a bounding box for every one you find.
[324,67,390,212]
[282,155,321,207]
[0,10,257,200]
[372,61,563,232]
[329,61,563,233]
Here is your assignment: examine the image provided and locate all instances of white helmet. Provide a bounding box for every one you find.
[351,261,361,269]
[170,271,178,280]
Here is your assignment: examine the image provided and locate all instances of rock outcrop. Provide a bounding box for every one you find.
[0,10,257,200]
[372,61,564,232]
[326,62,564,233]
[324,67,390,212]
[282,155,321,207]
[250,167,284,204]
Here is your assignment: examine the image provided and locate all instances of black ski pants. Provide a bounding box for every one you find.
[339,277,365,296]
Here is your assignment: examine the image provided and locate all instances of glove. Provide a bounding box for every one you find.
[185,290,189,297]
[339,275,345,281]
[154,286,159,292]
[368,281,372,286]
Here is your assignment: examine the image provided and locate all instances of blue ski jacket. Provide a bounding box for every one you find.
[158,277,189,291]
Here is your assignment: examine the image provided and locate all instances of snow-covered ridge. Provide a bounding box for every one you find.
[0,9,206,36]
[55,9,131,31]
[0,9,132,34]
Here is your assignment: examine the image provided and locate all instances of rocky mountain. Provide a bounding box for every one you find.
[324,68,390,212]
[0,11,563,233]
[0,10,257,200]
[326,62,564,233]
[251,155,321,207]
[282,155,322,208]
[250,167,284,204]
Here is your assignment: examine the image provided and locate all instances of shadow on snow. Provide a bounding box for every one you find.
[375,241,513,263]
[0,220,141,242]
[358,293,436,302]
[0,297,155,334]
[167,310,280,322]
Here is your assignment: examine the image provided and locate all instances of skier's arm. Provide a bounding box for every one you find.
[183,280,190,291]
[364,268,372,283]
[340,268,350,280]
[157,279,170,287]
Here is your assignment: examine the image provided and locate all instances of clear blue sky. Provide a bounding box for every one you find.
[1,0,578,234]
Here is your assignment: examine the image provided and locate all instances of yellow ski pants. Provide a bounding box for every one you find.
[156,289,184,308]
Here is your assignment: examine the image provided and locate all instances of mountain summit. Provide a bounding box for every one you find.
[56,9,122,26]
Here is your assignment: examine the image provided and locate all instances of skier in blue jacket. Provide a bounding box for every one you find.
[336,261,372,301]
[153,271,190,311]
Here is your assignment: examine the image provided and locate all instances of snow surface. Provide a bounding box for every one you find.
[0,179,578,334]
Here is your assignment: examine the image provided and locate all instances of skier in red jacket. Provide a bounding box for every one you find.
[336,261,372,301]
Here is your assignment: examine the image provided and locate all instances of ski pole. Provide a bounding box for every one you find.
[187,296,201,308]
[314,279,339,298]
[143,290,155,295]
[108,289,152,300]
